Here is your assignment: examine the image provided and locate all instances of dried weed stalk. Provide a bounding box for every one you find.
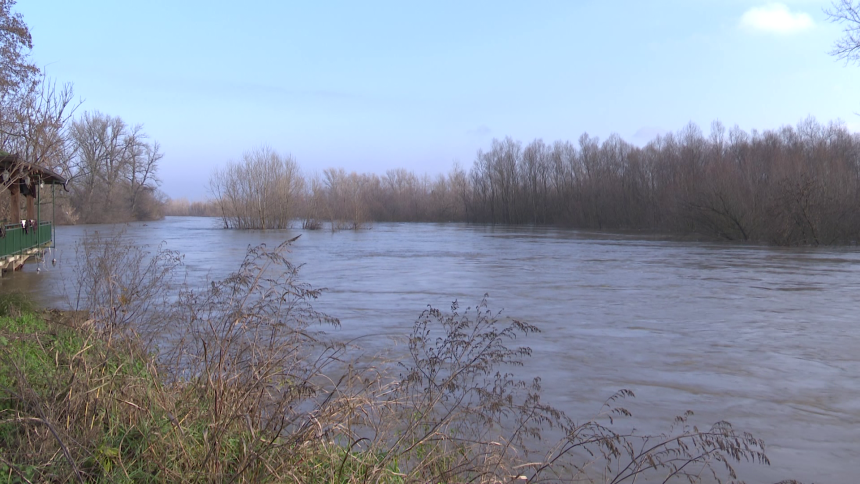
[0,237,783,483]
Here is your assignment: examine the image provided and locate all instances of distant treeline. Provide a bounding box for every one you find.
[176,117,860,246]
[163,197,220,218]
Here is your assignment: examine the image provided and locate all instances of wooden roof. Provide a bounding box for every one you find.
[0,153,67,188]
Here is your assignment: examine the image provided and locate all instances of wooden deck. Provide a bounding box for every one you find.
[0,221,53,273]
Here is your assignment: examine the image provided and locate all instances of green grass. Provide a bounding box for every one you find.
[0,296,176,482]
[0,293,35,319]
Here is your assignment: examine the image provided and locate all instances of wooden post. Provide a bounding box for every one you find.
[9,179,20,222]
[25,183,35,221]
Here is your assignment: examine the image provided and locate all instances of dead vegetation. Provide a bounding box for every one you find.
[0,235,789,483]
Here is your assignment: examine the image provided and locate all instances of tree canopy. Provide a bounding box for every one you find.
[0,0,37,96]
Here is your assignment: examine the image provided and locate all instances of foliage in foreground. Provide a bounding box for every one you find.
[0,237,798,483]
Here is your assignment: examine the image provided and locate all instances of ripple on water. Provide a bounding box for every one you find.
[2,217,859,483]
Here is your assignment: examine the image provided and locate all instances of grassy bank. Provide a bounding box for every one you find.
[0,297,164,482]
[0,237,785,483]
[0,294,411,483]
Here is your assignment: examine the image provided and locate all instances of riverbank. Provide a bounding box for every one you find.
[0,294,411,483]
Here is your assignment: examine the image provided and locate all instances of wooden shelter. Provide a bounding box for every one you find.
[0,153,67,275]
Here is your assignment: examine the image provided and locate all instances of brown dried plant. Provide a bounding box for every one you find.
[0,235,786,483]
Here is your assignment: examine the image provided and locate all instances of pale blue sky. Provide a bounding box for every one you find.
[18,1,859,199]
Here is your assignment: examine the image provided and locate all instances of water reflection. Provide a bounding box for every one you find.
[1,216,858,482]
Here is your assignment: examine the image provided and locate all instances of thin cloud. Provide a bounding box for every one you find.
[467,125,492,137]
[740,3,814,34]
[633,126,667,141]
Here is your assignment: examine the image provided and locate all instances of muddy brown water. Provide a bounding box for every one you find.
[2,216,858,483]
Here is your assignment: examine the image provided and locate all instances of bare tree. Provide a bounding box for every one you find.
[123,125,162,218]
[0,0,37,98]
[196,117,860,245]
[321,167,370,229]
[209,145,303,229]
[0,0,80,225]
[827,0,860,64]
[68,111,163,222]
[69,112,128,220]
[0,78,78,224]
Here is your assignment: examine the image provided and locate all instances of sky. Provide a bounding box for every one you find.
[17,0,860,200]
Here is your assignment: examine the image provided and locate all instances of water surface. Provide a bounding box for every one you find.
[2,216,858,483]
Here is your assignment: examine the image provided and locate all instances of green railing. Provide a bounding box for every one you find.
[0,221,53,258]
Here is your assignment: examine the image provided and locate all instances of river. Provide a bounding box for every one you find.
[1,216,857,483]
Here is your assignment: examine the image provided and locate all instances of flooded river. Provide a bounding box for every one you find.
[2,216,858,483]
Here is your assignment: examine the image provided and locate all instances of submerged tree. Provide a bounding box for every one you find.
[198,116,860,245]
[209,145,304,229]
